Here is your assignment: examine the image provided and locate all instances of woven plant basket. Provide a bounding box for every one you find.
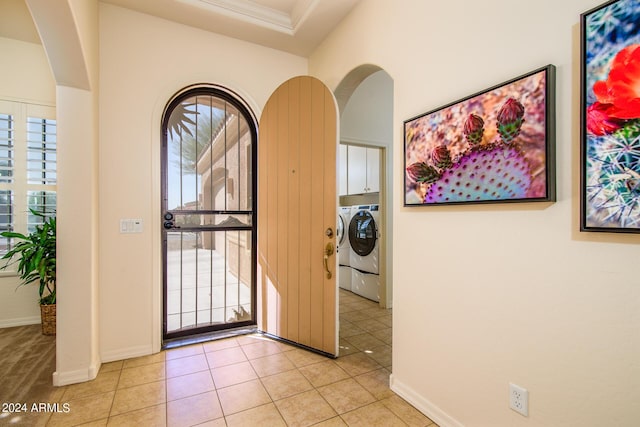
[40,304,56,336]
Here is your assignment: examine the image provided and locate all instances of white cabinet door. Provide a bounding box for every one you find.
[347,145,367,194]
[366,147,380,193]
[346,145,381,194]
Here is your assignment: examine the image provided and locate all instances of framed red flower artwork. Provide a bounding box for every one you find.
[581,0,640,232]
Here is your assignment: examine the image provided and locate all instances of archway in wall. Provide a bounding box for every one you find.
[334,65,394,364]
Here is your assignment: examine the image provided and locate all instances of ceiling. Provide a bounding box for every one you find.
[0,0,361,57]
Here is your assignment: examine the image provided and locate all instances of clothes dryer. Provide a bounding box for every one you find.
[348,204,380,275]
[337,206,352,267]
[337,206,353,291]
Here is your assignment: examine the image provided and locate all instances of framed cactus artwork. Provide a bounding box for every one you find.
[581,0,640,233]
[404,65,556,206]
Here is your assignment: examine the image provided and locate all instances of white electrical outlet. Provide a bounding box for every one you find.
[509,383,529,416]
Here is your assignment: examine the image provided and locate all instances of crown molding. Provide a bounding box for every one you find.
[178,0,319,35]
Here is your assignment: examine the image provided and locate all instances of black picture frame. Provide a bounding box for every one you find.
[403,65,556,207]
[580,0,640,233]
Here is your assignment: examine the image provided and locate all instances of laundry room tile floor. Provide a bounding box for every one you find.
[3,290,438,426]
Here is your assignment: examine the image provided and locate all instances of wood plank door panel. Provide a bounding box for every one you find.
[258,76,338,355]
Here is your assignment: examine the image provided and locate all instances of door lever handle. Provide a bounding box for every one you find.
[163,220,181,230]
[323,242,334,279]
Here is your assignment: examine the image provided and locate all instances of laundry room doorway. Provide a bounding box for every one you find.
[334,66,394,364]
[335,66,394,309]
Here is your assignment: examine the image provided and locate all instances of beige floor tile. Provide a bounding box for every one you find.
[110,381,166,416]
[216,379,271,415]
[234,334,265,346]
[275,389,337,427]
[339,321,366,338]
[62,370,120,400]
[261,369,313,401]
[284,348,327,367]
[358,307,391,319]
[366,344,392,367]
[318,378,376,414]
[106,403,166,427]
[380,395,435,426]
[249,352,295,377]
[340,401,406,427]
[122,352,165,369]
[335,352,381,376]
[371,327,393,344]
[77,419,108,426]
[341,310,370,323]
[166,390,223,427]
[211,361,257,388]
[166,370,214,401]
[166,353,209,378]
[299,360,349,388]
[165,343,204,360]
[313,417,348,426]
[346,333,386,351]
[338,338,360,356]
[376,314,393,327]
[118,362,166,389]
[225,403,286,427]
[205,346,248,368]
[203,337,240,353]
[47,391,114,427]
[354,368,394,400]
[271,340,297,353]
[192,419,227,427]
[240,340,282,359]
[99,360,124,373]
[353,318,389,333]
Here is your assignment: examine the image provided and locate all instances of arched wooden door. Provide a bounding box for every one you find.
[258,76,338,356]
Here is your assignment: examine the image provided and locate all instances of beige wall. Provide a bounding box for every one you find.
[97,3,307,361]
[0,36,55,327]
[310,0,639,426]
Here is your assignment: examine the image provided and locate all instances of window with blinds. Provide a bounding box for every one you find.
[0,101,56,256]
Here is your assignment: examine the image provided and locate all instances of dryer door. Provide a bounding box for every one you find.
[348,210,377,256]
[337,214,345,246]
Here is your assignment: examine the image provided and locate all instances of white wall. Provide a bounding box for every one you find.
[310,1,639,426]
[341,70,393,144]
[0,36,55,327]
[98,4,307,361]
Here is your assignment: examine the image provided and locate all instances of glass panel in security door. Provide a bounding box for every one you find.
[162,88,257,340]
[165,230,253,334]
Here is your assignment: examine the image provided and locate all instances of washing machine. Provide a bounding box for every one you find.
[348,204,380,274]
[351,268,380,302]
[337,206,353,291]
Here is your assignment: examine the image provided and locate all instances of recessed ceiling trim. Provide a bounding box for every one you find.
[177,0,319,35]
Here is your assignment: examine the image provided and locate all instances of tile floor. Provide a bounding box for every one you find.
[5,290,438,426]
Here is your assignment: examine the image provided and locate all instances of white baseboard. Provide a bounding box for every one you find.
[52,363,99,387]
[390,374,465,427]
[0,316,40,328]
[101,344,154,364]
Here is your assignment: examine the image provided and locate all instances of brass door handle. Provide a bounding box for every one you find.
[323,242,334,279]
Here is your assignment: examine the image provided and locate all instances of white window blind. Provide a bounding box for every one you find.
[0,100,56,256]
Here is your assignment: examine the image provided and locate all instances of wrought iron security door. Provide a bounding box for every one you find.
[161,87,257,340]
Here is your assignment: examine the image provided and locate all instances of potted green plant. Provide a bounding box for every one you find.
[1,209,56,335]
